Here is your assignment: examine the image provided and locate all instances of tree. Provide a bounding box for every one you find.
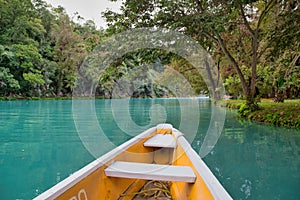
[0,0,51,96]
[0,67,20,96]
[0,0,105,97]
[11,44,44,96]
[263,0,300,101]
[97,49,173,98]
[51,13,87,96]
[74,20,104,53]
[103,0,299,108]
[169,57,208,95]
[0,43,45,96]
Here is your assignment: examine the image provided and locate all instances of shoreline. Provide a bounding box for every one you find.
[0,96,105,101]
[0,96,210,101]
[2,96,299,129]
[220,99,300,129]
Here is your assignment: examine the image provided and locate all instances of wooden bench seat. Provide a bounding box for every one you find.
[105,161,196,183]
[143,134,176,148]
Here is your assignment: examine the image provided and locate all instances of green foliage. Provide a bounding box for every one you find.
[250,101,300,128]
[98,49,174,98]
[0,0,298,100]
[12,44,42,69]
[0,67,20,95]
[23,72,45,85]
[51,15,87,95]
[104,0,300,105]
[169,58,208,95]
[226,99,300,128]
[0,0,104,97]
[224,75,242,98]
[237,103,252,117]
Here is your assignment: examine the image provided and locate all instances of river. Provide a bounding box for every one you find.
[0,99,299,199]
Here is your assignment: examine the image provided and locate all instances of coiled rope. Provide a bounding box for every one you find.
[120,180,172,199]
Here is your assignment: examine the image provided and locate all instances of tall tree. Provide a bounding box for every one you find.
[51,12,87,96]
[0,0,105,97]
[263,0,300,101]
[0,45,20,95]
[104,0,299,108]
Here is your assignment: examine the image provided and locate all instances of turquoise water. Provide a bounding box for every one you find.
[0,99,299,199]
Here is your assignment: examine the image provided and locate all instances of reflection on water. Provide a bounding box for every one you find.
[0,99,299,199]
[200,111,300,200]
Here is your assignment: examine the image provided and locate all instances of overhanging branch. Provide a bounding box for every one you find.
[239,4,255,36]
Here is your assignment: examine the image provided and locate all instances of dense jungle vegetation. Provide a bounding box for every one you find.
[0,0,299,108]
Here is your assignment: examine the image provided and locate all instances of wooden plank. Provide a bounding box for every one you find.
[143,134,176,148]
[105,161,196,183]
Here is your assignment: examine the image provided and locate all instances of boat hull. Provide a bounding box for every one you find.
[34,125,232,200]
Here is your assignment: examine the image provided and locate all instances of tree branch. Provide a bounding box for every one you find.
[179,67,198,73]
[214,31,249,94]
[239,4,255,36]
[257,0,276,29]
[202,30,218,43]
[258,41,271,59]
[285,53,300,78]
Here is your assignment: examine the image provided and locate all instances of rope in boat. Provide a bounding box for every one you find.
[120,180,172,199]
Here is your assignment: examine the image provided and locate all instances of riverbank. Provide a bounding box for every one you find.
[2,96,299,128]
[0,96,107,101]
[0,96,68,101]
[221,99,300,128]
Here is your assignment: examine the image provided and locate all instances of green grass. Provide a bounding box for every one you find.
[222,99,300,128]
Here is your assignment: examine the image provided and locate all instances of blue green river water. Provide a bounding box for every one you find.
[0,99,299,199]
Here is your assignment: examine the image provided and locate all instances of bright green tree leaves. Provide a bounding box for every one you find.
[0,0,104,97]
[0,67,20,95]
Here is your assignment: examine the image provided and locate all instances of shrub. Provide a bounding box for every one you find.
[238,103,252,117]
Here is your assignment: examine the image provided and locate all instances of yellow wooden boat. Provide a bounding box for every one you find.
[34,124,232,200]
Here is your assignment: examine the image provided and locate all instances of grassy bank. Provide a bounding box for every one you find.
[221,99,300,128]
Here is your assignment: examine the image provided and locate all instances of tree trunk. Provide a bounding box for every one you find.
[56,71,63,96]
[245,31,260,110]
[204,59,220,100]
